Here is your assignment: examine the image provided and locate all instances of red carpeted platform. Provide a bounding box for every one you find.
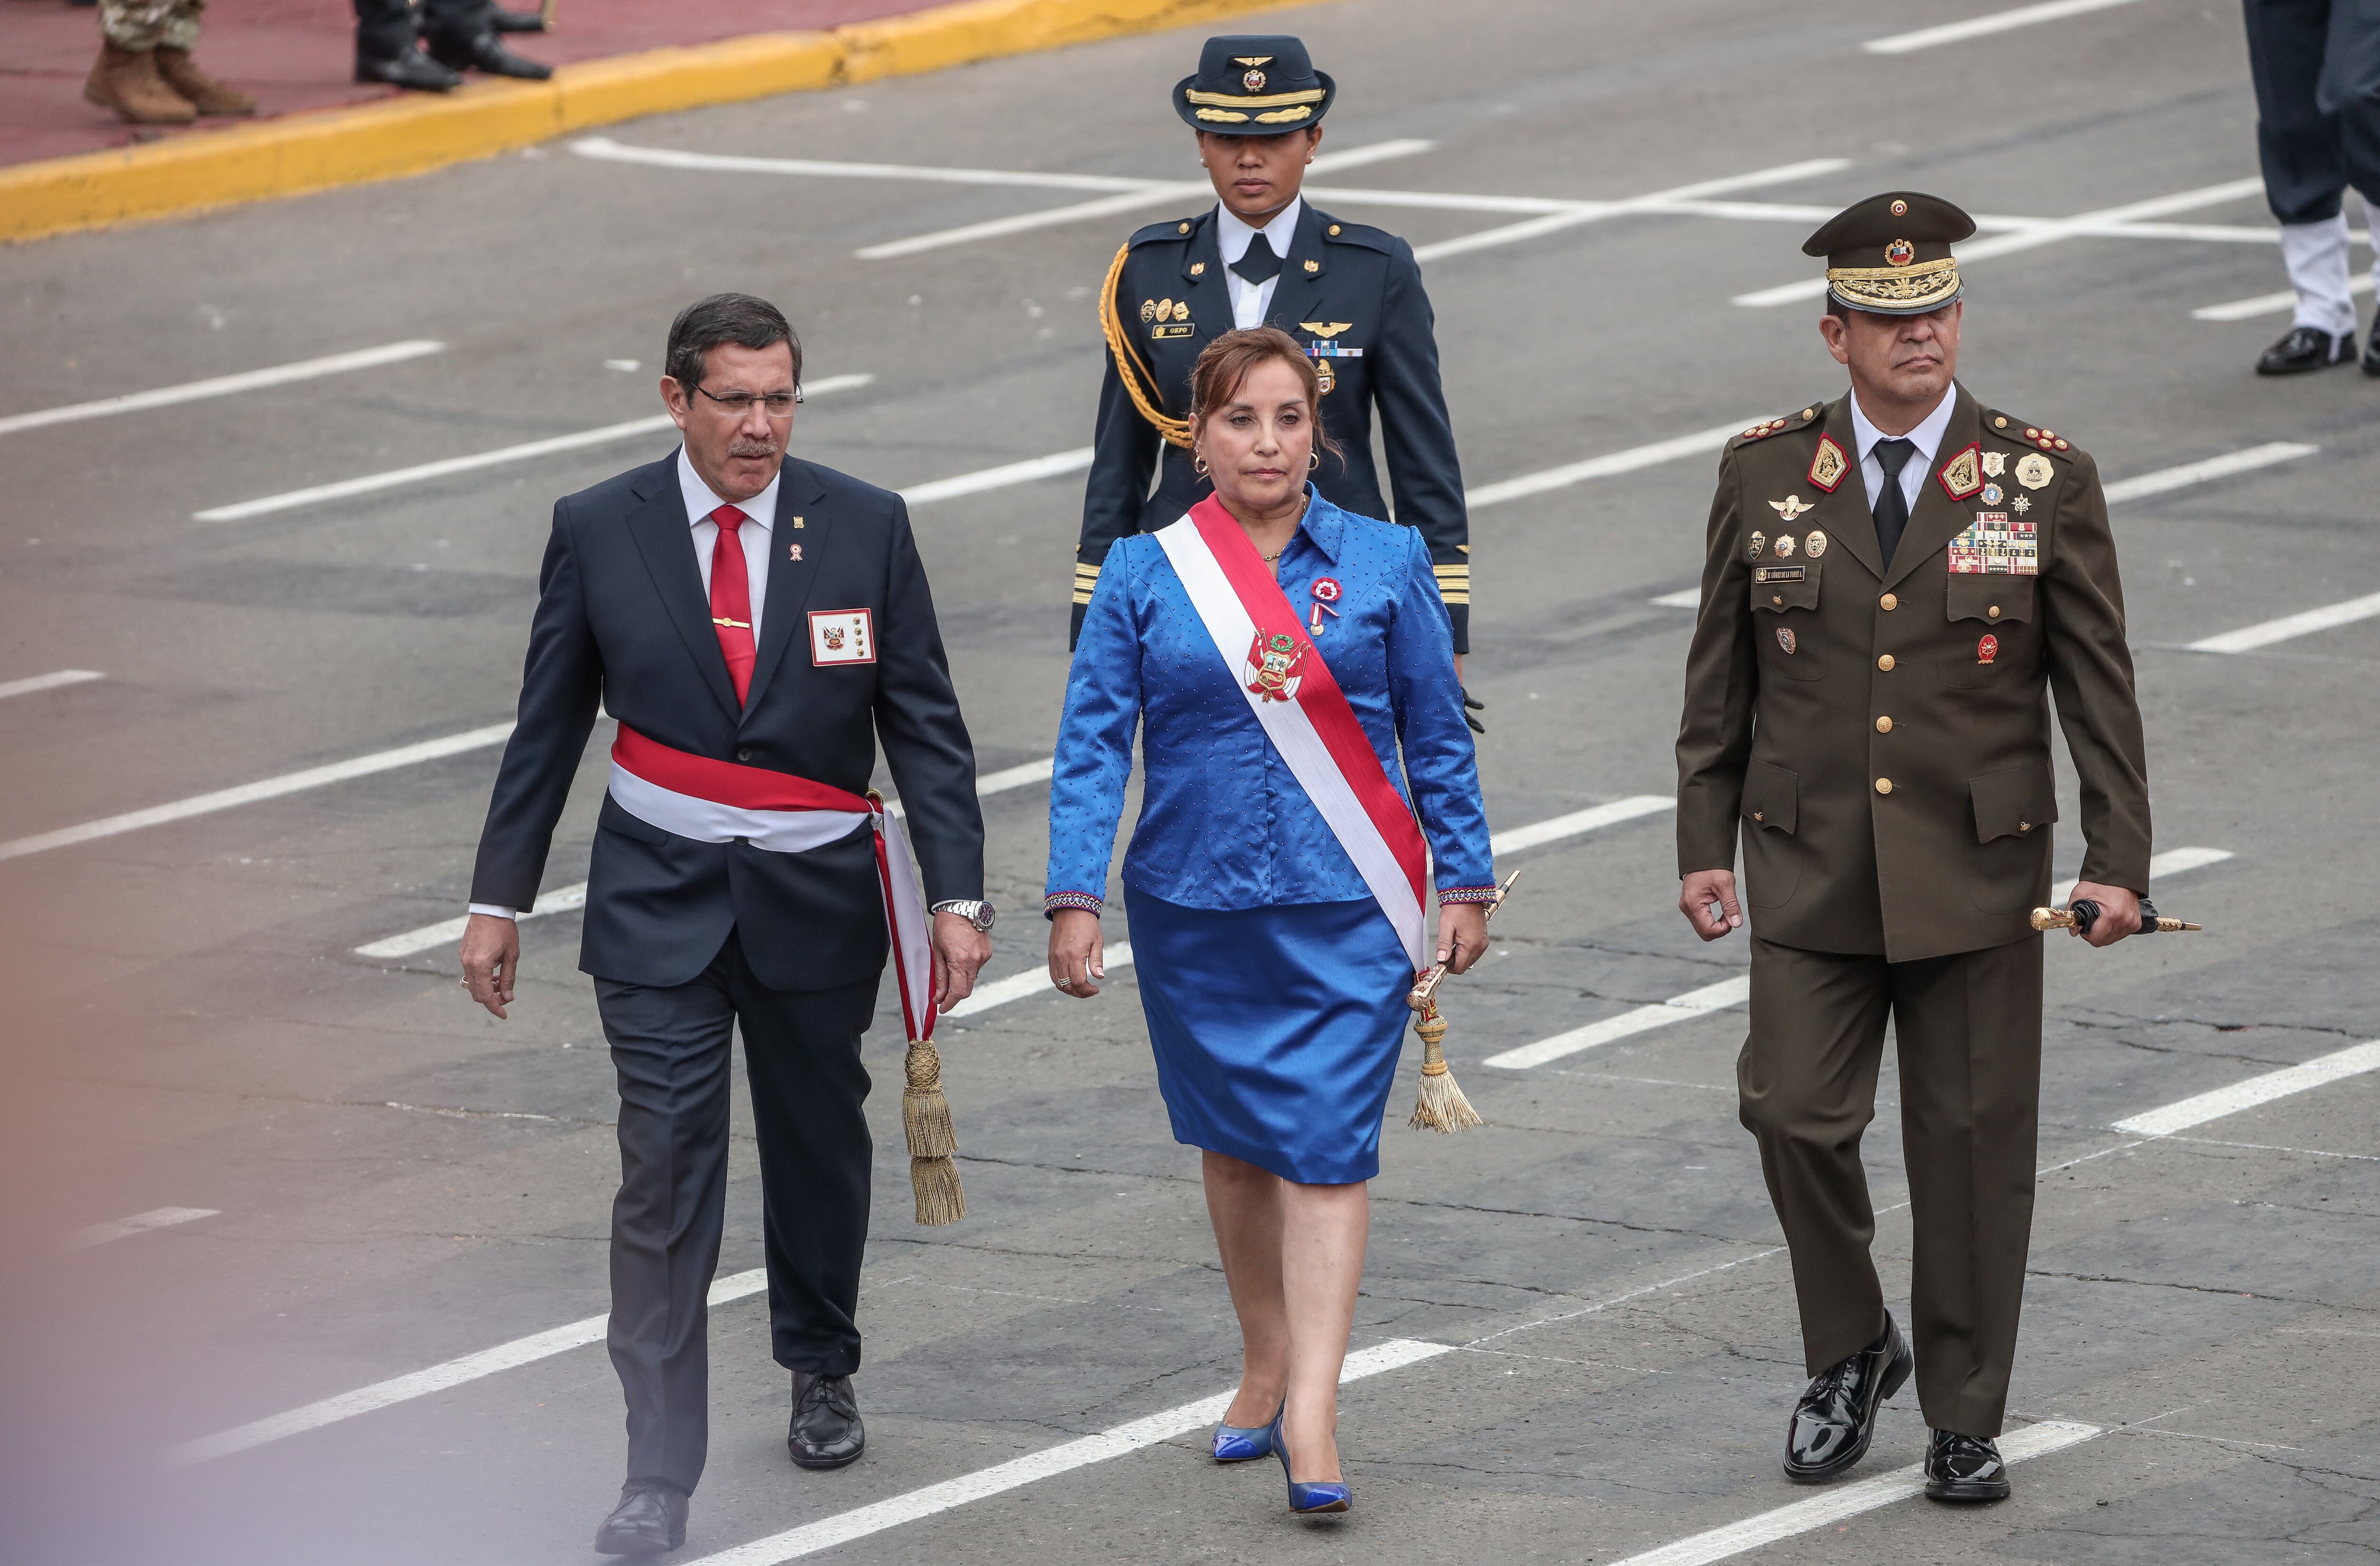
[0,0,938,169]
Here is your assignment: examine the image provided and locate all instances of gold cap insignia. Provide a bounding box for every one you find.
[1885,238,1915,267]
[1231,55,1273,66]
[1243,69,1267,92]
[1300,322,1354,337]
[1891,198,1909,216]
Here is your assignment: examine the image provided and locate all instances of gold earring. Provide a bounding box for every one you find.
[1193,452,1210,477]
[1309,451,1320,471]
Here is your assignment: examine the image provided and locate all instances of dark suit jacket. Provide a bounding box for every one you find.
[1675,386,2152,963]
[470,451,986,991]
[1076,199,1472,650]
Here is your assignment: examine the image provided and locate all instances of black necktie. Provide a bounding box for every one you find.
[1231,232,1284,285]
[1871,437,1917,566]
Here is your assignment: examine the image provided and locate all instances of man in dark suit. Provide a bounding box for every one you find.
[459,294,993,1555]
[1675,197,2153,1506]
[1078,35,1478,705]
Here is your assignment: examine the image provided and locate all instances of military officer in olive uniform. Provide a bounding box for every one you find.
[1674,194,2154,1505]
[1077,35,1478,692]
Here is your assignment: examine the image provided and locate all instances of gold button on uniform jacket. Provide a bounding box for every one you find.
[1675,386,2152,962]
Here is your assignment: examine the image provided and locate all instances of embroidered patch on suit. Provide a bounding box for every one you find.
[1936,443,1983,500]
[810,609,876,665]
[1807,436,1850,492]
[1977,633,1999,665]
[1243,631,1305,702]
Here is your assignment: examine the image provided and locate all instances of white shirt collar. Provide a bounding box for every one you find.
[1216,196,1304,267]
[677,446,778,533]
[1847,386,1957,471]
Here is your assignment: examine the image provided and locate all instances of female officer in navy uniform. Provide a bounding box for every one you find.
[1074,34,1479,707]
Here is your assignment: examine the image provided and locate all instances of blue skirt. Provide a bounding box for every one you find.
[1124,885,1414,1185]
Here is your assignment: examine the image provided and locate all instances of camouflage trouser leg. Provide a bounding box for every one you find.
[99,0,205,51]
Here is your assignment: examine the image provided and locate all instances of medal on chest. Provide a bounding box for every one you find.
[1243,631,1307,701]
[1308,575,1342,637]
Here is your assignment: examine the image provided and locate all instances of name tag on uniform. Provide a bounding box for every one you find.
[809,609,876,665]
[1152,323,1194,339]
[1753,565,1805,584]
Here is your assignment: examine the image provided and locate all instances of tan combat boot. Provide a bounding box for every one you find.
[84,42,197,125]
[155,46,257,117]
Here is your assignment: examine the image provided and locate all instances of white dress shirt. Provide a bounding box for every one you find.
[1848,387,1957,516]
[467,449,781,923]
[1216,197,1305,329]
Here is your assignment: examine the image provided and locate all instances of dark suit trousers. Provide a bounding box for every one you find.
[2246,0,2380,222]
[596,932,876,1494]
[352,0,493,59]
[1737,934,2043,1439]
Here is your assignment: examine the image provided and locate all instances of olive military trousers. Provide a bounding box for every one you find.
[1737,933,2043,1440]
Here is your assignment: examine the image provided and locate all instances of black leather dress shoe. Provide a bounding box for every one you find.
[1783,1313,1913,1483]
[789,1371,865,1469]
[1924,1428,2011,1502]
[594,1482,688,1556]
[489,5,549,31]
[426,30,554,79]
[2255,325,2355,375]
[355,46,461,91]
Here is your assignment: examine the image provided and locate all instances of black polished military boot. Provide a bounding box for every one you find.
[593,1481,688,1556]
[1782,1312,1913,1483]
[489,4,549,30]
[2255,324,2355,375]
[426,28,553,79]
[1924,1428,2011,1501]
[788,1371,865,1469]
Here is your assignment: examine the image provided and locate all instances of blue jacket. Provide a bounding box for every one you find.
[1045,490,1493,915]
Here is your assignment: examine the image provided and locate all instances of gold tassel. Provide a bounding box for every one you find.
[901,1038,967,1225]
[1408,1000,1483,1133]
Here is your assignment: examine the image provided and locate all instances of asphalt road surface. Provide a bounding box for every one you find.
[4,0,2379,1562]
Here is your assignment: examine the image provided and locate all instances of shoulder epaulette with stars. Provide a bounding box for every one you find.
[1981,410,2082,461]
[1728,402,1825,452]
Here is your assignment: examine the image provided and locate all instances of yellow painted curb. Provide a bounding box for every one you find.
[0,0,1289,245]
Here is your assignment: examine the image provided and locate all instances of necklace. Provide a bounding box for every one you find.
[1259,545,1288,564]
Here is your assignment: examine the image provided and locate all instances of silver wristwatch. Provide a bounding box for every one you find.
[930,899,996,932]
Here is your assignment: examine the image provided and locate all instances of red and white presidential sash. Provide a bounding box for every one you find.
[1154,496,1430,969]
[607,724,939,1041]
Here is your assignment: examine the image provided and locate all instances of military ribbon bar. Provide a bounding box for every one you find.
[1154,497,1430,968]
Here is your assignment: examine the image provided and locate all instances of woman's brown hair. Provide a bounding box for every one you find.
[1188,327,1343,465]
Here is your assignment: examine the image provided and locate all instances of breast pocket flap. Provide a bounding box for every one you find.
[1750,566,1821,614]
[1968,760,2059,843]
[1742,760,1799,834]
[1947,575,2035,626]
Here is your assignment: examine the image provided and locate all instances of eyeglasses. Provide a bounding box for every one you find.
[694,385,803,418]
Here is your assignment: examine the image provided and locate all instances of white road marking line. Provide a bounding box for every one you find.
[0,341,443,438]
[357,756,1059,960]
[1608,1421,2103,1566]
[1490,795,1672,854]
[1468,419,1761,509]
[1865,0,2149,53]
[2102,441,2317,504]
[0,724,514,865]
[1487,977,1752,1071]
[67,1206,219,1249]
[2189,589,2380,654]
[170,1267,770,1466]
[191,375,873,522]
[2115,1040,2380,1137]
[2194,272,2375,320]
[1411,159,1851,264]
[1735,178,2269,306]
[570,137,1164,193]
[2051,845,2232,908]
[684,1339,1450,1566]
[0,668,103,701]
[950,795,1671,1022]
[853,140,1434,259]
[902,448,1092,506]
[1493,847,2231,1071]
[1650,588,1702,609]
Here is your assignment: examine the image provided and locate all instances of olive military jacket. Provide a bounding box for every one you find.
[1076,200,1471,651]
[1675,386,2152,962]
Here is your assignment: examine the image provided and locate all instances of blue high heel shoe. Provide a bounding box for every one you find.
[1211,1401,1282,1462]
[1269,1406,1351,1514]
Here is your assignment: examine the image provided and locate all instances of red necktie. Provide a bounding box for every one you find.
[707,505,756,705]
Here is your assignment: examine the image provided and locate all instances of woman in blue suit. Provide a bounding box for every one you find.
[1044,327,1495,1516]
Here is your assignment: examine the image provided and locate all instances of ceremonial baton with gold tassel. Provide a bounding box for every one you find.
[1404,870,1521,1133]
[2031,896,2201,935]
